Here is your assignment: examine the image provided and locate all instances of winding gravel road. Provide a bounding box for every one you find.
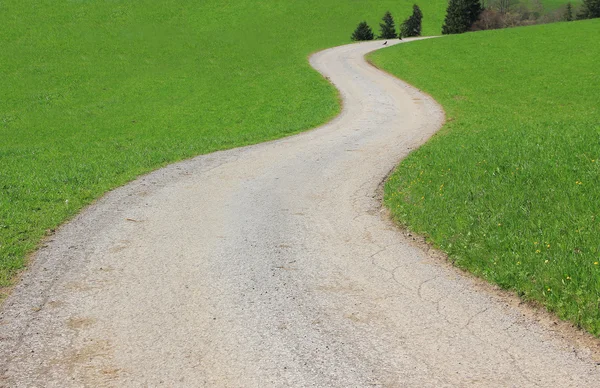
[2,39,600,387]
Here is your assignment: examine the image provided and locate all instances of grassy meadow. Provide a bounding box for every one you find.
[370,19,600,334]
[0,0,449,293]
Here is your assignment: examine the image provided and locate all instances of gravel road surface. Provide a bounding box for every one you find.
[2,39,600,387]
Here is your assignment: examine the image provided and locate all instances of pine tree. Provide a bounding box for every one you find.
[564,2,573,20]
[379,11,398,39]
[577,0,600,19]
[351,21,375,41]
[400,5,423,38]
[442,0,483,35]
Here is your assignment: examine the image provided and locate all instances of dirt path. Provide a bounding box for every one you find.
[2,39,600,387]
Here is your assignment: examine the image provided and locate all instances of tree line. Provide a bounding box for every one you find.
[447,0,599,33]
[351,6,423,41]
[351,0,599,41]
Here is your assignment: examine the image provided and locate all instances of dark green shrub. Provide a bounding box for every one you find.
[577,0,600,19]
[442,0,483,34]
[379,11,398,38]
[351,21,375,41]
[564,2,573,20]
[400,5,423,37]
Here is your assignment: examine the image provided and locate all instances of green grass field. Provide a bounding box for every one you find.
[370,19,600,334]
[0,1,449,292]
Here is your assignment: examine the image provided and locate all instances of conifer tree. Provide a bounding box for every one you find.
[351,21,375,41]
[442,0,483,34]
[564,2,573,20]
[577,0,600,19]
[379,11,398,39]
[400,5,423,38]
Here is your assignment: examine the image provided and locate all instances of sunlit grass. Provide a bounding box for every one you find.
[370,19,600,334]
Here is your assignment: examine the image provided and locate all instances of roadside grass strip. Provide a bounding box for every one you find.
[370,19,600,335]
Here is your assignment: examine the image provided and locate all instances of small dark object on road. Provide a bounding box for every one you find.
[383,41,387,45]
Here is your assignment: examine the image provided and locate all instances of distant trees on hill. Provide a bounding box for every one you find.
[351,21,374,41]
[467,0,600,32]
[350,0,597,42]
[351,8,423,42]
[564,2,574,20]
[379,11,398,39]
[400,5,423,38]
[577,0,600,18]
[442,0,484,34]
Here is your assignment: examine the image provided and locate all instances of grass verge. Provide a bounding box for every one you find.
[370,19,600,335]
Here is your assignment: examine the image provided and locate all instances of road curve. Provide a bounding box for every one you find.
[2,39,600,387]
